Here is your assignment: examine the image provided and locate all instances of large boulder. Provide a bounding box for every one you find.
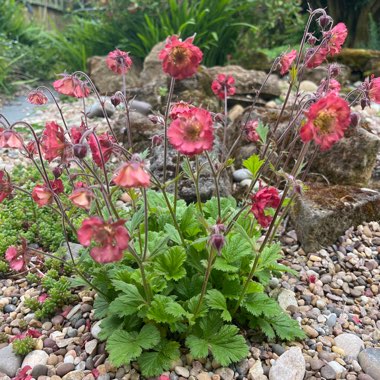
[291,184,380,252]
[303,64,351,85]
[335,48,380,78]
[311,125,380,186]
[88,56,142,94]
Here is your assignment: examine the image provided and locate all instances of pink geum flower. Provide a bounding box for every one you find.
[77,217,130,263]
[244,120,259,142]
[368,76,380,104]
[41,121,67,162]
[168,107,214,156]
[325,22,348,56]
[279,50,297,76]
[88,132,115,167]
[170,101,194,119]
[5,239,29,272]
[53,74,90,98]
[0,129,23,149]
[0,170,12,203]
[26,141,38,156]
[113,155,150,188]
[250,185,281,228]
[159,35,203,80]
[69,183,94,210]
[70,120,87,144]
[106,49,133,75]
[211,74,236,99]
[305,47,328,69]
[27,90,48,105]
[32,179,64,207]
[318,78,341,95]
[13,365,32,380]
[300,93,351,150]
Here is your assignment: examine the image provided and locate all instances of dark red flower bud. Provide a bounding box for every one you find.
[329,64,340,78]
[73,144,88,159]
[361,98,369,110]
[307,34,317,46]
[209,234,225,255]
[151,135,163,146]
[110,95,121,107]
[318,15,332,29]
[52,167,63,178]
[350,112,360,127]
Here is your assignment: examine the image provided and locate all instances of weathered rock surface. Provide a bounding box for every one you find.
[291,184,380,252]
[0,345,22,377]
[334,333,364,359]
[269,347,305,380]
[88,56,141,94]
[22,349,49,368]
[311,126,380,186]
[358,348,380,380]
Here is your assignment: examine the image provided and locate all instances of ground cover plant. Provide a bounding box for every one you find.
[1,6,380,377]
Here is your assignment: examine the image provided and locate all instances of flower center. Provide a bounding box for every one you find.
[170,46,188,65]
[314,111,335,135]
[184,121,201,141]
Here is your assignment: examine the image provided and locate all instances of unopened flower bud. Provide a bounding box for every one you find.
[110,95,121,107]
[151,135,163,146]
[318,15,332,29]
[361,98,369,110]
[209,234,225,255]
[73,144,88,159]
[307,34,317,46]
[329,64,340,78]
[214,113,225,123]
[350,112,360,127]
[149,115,160,124]
[52,167,63,178]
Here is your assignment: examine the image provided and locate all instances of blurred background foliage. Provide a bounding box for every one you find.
[0,0,378,93]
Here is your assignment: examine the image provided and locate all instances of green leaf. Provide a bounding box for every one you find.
[242,154,264,178]
[213,257,238,273]
[98,315,125,340]
[180,205,201,237]
[242,293,280,317]
[164,224,182,245]
[109,281,146,317]
[222,234,252,263]
[138,340,180,377]
[258,243,282,270]
[147,295,186,324]
[206,289,231,322]
[93,295,109,319]
[186,324,248,365]
[154,246,187,281]
[256,123,269,144]
[107,324,161,367]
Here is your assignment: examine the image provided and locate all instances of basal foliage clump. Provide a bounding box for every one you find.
[2,6,378,377]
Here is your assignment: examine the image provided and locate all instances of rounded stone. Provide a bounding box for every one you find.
[31,364,48,378]
[22,350,49,368]
[334,333,364,359]
[56,363,75,377]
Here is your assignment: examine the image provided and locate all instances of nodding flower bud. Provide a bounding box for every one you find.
[73,144,88,159]
[148,114,164,125]
[318,15,332,29]
[214,113,226,123]
[307,34,317,46]
[361,98,369,110]
[151,135,163,147]
[329,64,340,78]
[110,95,121,107]
[350,112,360,127]
[52,167,63,179]
[209,233,225,255]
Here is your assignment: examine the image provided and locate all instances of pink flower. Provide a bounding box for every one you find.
[211,74,236,99]
[113,157,150,188]
[170,101,194,119]
[244,120,259,142]
[69,183,94,210]
[32,179,64,207]
[159,35,203,80]
[0,130,23,149]
[5,239,29,272]
[327,79,341,94]
[88,132,115,167]
[13,365,32,380]
[27,90,48,105]
[369,76,380,104]
[77,217,130,263]
[53,74,90,98]
[300,93,351,150]
[168,107,214,156]
[305,47,328,69]
[106,49,133,75]
[38,293,48,303]
[318,78,341,95]
[70,121,87,144]
[279,50,297,76]
[26,141,38,156]
[250,185,281,228]
[41,121,67,162]
[0,170,12,203]
[324,23,347,56]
